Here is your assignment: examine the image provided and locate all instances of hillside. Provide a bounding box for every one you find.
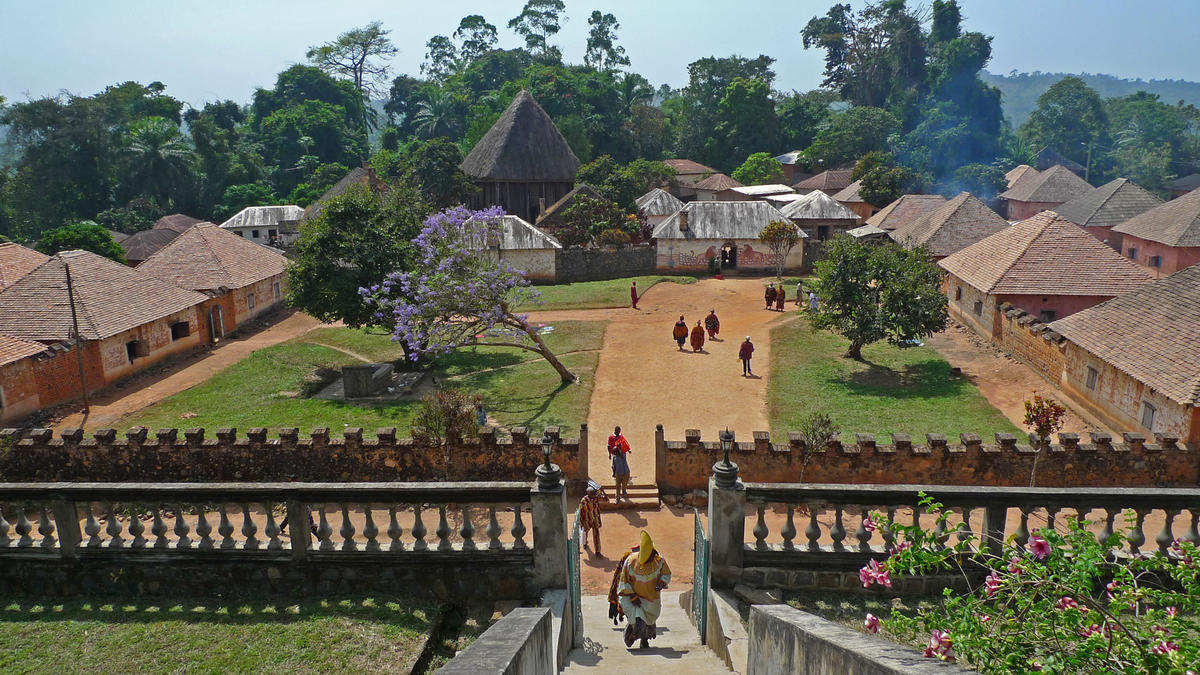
[983,71,1200,125]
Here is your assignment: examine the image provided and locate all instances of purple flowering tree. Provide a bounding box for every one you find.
[361,205,577,384]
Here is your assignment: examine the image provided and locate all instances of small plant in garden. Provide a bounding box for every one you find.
[858,493,1200,673]
[1023,393,1066,449]
[411,389,479,447]
[796,412,839,482]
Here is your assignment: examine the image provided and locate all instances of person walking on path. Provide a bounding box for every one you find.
[690,320,705,352]
[672,315,688,350]
[795,280,804,306]
[705,309,720,340]
[608,426,632,500]
[618,530,672,650]
[808,290,819,311]
[630,281,639,309]
[765,283,776,309]
[775,286,786,311]
[738,336,755,376]
[579,484,608,557]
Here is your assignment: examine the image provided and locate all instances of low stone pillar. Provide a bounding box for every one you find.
[708,474,746,588]
[531,466,568,590]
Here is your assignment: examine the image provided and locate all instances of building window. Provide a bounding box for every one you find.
[268,229,278,239]
[170,321,190,341]
[1149,255,1162,268]
[247,292,256,310]
[272,281,281,300]
[125,339,148,363]
[955,286,962,301]
[1127,247,1137,260]
[1141,402,1156,430]
[1038,310,1056,323]
[973,301,983,316]
[234,231,243,237]
[251,229,260,239]
[1085,366,1099,390]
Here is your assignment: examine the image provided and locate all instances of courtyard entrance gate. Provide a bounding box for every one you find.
[568,505,583,645]
[692,508,710,643]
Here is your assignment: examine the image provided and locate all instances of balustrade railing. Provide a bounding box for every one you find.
[0,482,534,559]
[740,483,1200,563]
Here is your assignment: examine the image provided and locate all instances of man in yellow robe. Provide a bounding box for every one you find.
[617,530,672,649]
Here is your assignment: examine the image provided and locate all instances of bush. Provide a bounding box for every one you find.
[597,228,631,248]
[411,389,479,446]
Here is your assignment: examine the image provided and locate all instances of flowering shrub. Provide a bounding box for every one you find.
[1023,393,1066,446]
[861,494,1200,673]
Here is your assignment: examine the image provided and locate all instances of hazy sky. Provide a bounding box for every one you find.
[2,0,1199,107]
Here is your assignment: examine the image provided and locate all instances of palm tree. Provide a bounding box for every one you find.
[126,117,195,209]
[412,89,465,140]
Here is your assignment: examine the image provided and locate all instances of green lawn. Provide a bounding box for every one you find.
[517,275,697,311]
[116,321,604,437]
[769,317,1019,439]
[0,595,438,674]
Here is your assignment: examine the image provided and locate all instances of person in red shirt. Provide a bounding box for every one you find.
[630,281,639,309]
[738,336,755,376]
[608,426,632,500]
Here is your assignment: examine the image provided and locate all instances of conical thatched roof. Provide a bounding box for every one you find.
[460,91,580,182]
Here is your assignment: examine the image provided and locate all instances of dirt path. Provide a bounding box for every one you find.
[534,278,788,487]
[927,322,1117,437]
[54,312,328,431]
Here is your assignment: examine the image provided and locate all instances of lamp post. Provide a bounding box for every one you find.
[536,432,562,490]
[712,427,740,488]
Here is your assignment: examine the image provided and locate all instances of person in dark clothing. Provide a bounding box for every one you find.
[775,286,786,311]
[705,309,720,340]
[672,316,688,350]
[630,281,639,309]
[738,336,755,376]
[765,284,776,309]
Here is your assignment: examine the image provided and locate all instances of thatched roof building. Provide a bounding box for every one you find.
[461,91,580,223]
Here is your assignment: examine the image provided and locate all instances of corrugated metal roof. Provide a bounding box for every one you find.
[221,205,304,230]
[778,191,859,221]
[652,201,801,240]
[847,224,890,239]
[728,184,794,197]
[774,151,803,165]
[496,216,561,250]
[636,188,684,217]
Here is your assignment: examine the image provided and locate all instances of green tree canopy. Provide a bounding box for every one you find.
[584,11,630,72]
[852,151,917,207]
[732,152,786,185]
[804,106,900,168]
[810,235,947,359]
[35,221,126,262]
[1020,76,1108,166]
[306,21,397,100]
[758,219,802,279]
[508,0,566,61]
[707,77,780,171]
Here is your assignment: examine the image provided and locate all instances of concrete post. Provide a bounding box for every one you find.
[708,474,746,588]
[532,474,569,589]
[578,423,588,484]
[655,424,666,490]
[286,499,311,561]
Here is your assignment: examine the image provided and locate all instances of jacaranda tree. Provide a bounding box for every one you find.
[362,206,576,383]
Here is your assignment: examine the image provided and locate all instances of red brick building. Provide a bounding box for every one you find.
[793,169,854,196]
[999,164,1092,220]
[137,224,290,333]
[939,211,1153,341]
[1053,177,1162,251]
[1050,264,1200,444]
[863,194,947,233]
[889,192,1009,260]
[1110,188,1200,277]
[0,334,50,425]
[0,243,49,292]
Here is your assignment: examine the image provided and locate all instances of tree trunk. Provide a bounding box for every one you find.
[845,341,864,360]
[522,320,577,384]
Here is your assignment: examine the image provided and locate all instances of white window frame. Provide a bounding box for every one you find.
[1085,366,1099,391]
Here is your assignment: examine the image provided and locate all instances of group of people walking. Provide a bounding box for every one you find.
[671,309,756,377]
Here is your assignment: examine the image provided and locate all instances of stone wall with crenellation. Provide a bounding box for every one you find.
[0,425,589,489]
[656,428,1197,493]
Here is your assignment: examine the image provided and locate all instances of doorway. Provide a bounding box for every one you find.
[209,305,225,342]
[721,242,738,269]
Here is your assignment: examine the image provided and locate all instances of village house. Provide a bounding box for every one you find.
[485,215,562,283]
[662,159,719,201]
[635,188,683,227]
[1050,263,1200,443]
[792,168,854,196]
[772,150,805,183]
[830,180,877,222]
[120,229,184,266]
[889,191,1009,260]
[0,334,52,425]
[1110,188,1200,277]
[295,164,387,226]
[0,242,49,292]
[862,194,947,233]
[137,224,289,335]
[220,205,305,247]
[0,250,210,397]
[939,211,1153,341]
[651,201,804,272]
[1004,165,1038,190]
[1052,177,1162,250]
[1165,174,1200,200]
[999,164,1093,220]
[461,90,580,224]
[533,183,608,234]
[776,190,860,240]
[691,173,743,201]
[717,184,795,201]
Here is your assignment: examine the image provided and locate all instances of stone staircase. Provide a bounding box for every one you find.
[562,591,732,674]
[597,482,660,511]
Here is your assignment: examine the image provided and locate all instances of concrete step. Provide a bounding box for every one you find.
[598,484,661,511]
[600,499,661,511]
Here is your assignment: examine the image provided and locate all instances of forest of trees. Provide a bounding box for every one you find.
[2,0,1199,242]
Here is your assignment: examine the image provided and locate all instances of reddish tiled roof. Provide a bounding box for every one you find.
[865,195,947,231]
[1005,165,1038,189]
[889,192,1009,257]
[694,173,743,191]
[663,159,717,175]
[0,250,208,341]
[152,214,209,233]
[832,179,865,203]
[1051,263,1200,406]
[137,224,288,291]
[121,228,181,264]
[0,243,51,292]
[1000,165,1092,204]
[793,169,854,192]
[939,211,1153,296]
[1111,187,1200,247]
[1053,178,1163,230]
[0,333,48,367]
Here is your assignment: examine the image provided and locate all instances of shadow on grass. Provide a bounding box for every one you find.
[0,594,438,628]
[834,360,971,400]
[434,350,527,375]
[484,378,576,429]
